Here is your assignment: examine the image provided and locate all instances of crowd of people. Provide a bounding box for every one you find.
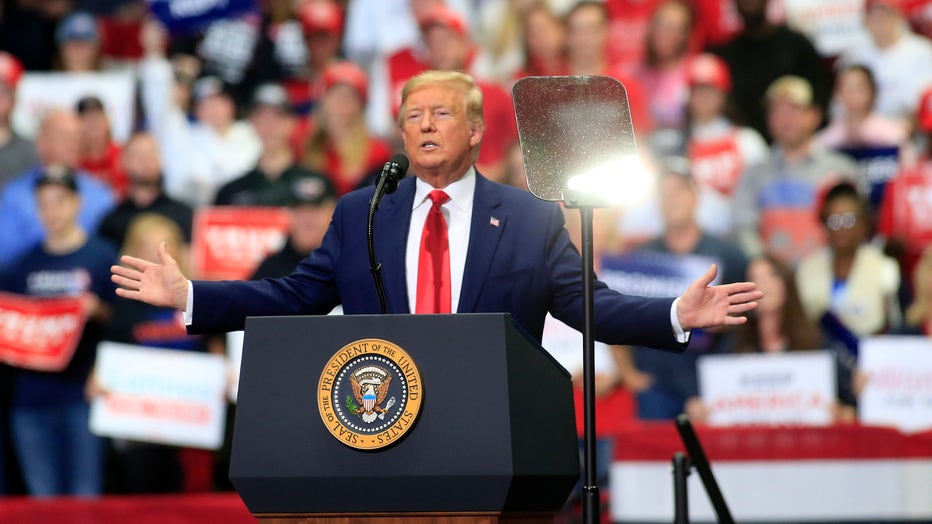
[0,0,930,502]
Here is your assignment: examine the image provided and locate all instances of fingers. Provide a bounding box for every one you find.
[718,281,758,295]
[157,241,175,265]
[111,273,142,290]
[727,290,763,305]
[694,264,718,288]
[119,254,154,271]
[111,264,144,282]
[727,301,758,315]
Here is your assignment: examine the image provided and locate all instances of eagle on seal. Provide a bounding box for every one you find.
[350,375,392,417]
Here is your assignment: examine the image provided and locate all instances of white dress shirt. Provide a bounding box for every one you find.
[405,168,475,313]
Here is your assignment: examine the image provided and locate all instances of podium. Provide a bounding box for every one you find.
[231,313,581,523]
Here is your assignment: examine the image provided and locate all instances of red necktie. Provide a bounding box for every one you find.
[416,190,451,314]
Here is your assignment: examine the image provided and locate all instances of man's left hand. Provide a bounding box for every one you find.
[676,264,762,331]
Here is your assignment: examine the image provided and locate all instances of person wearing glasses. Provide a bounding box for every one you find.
[796,180,902,339]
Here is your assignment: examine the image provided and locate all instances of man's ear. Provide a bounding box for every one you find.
[469,121,485,148]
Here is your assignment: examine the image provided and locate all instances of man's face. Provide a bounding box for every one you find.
[123,136,162,184]
[251,106,294,146]
[735,0,768,26]
[195,94,235,130]
[659,174,697,230]
[400,84,483,181]
[0,85,14,121]
[290,201,336,252]
[767,99,818,149]
[37,113,81,167]
[79,109,110,144]
[423,25,470,71]
[36,184,80,236]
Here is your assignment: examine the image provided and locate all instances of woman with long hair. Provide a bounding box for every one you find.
[302,61,393,196]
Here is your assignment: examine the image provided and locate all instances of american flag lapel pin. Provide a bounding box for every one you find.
[489,216,500,227]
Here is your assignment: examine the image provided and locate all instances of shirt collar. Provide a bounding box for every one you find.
[412,167,476,212]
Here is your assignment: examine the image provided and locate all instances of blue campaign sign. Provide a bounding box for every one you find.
[148,0,258,35]
[599,250,719,298]
[840,145,900,209]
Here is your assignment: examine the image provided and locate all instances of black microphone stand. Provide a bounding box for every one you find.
[368,167,394,314]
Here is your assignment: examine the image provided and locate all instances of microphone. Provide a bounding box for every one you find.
[368,153,409,314]
[370,154,409,212]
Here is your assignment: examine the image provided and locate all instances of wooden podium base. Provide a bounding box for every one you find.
[255,512,555,524]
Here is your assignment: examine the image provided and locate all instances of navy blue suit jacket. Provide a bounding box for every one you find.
[190,173,682,350]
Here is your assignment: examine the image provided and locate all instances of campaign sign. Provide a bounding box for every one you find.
[859,336,932,433]
[698,351,836,426]
[0,292,85,372]
[191,206,291,280]
[783,0,865,56]
[841,145,900,208]
[11,71,136,142]
[600,250,718,298]
[148,0,257,35]
[90,342,227,449]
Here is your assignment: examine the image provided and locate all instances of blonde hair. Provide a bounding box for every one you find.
[121,213,188,271]
[397,70,484,129]
[906,246,932,326]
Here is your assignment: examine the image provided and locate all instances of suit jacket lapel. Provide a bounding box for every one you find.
[376,177,416,314]
[458,174,506,313]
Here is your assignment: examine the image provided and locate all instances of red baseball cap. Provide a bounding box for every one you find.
[322,61,368,102]
[296,0,344,35]
[917,85,932,133]
[0,52,24,89]
[686,53,731,92]
[417,5,468,37]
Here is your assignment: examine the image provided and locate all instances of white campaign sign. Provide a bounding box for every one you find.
[11,71,136,142]
[90,342,227,449]
[698,351,836,426]
[860,336,932,433]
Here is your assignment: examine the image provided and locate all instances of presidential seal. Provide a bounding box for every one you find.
[317,338,423,450]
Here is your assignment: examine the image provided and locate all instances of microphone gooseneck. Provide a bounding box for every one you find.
[368,154,409,314]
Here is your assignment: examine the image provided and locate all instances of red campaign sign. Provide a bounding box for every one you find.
[688,134,744,196]
[0,292,86,372]
[192,207,292,281]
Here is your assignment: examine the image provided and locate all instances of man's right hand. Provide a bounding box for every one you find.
[111,241,189,311]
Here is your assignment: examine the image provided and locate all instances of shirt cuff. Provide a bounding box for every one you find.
[183,280,194,326]
[671,297,690,344]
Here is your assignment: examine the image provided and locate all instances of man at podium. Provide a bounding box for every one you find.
[112,71,761,351]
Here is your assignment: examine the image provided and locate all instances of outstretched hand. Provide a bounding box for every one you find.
[676,264,762,331]
[111,241,189,311]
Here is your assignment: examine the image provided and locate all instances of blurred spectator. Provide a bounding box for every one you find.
[681,53,768,238]
[711,0,830,142]
[838,0,932,122]
[1,168,116,496]
[141,69,261,206]
[797,180,901,338]
[100,213,200,494]
[635,0,695,130]
[733,254,824,353]
[301,62,393,196]
[280,0,344,116]
[473,0,574,82]
[512,1,568,80]
[97,132,193,248]
[617,160,748,420]
[0,52,38,189]
[603,0,664,72]
[686,253,858,423]
[902,245,932,335]
[691,0,743,49]
[250,174,338,279]
[0,109,115,267]
[817,64,911,150]
[56,11,102,72]
[564,1,652,132]
[877,86,932,279]
[216,83,332,205]
[733,76,857,265]
[76,95,128,199]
